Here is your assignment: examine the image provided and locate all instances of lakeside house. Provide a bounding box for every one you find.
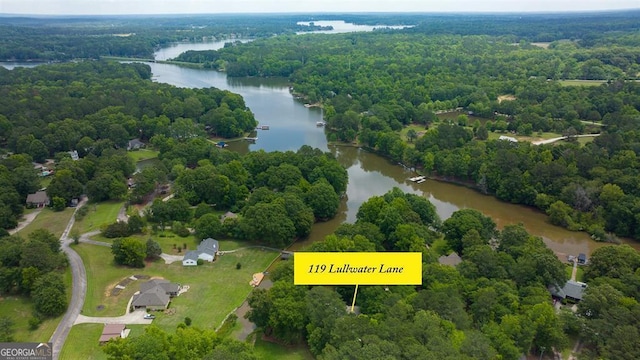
[127,138,145,151]
[182,238,219,266]
[131,279,180,311]
[550,280,588,303]
[26,190,50,208]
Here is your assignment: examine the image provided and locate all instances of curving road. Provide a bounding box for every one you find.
[49,198,88,360]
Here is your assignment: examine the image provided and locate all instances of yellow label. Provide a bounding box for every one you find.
[294,252,422,285]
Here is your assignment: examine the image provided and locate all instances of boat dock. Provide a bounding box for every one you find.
[244,137,258,142]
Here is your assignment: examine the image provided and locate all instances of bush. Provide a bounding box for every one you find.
[103,222,132,238]
[74,206,89,220]
[184,317,192,326]
[52,196,66,212]
[28,315,42,331]
[172,221,191,237]
[236,262,242,270]
[196,259,204,265]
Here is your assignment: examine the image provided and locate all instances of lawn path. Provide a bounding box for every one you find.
[532,133,600,145]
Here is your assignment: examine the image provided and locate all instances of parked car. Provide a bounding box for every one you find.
[143,314,155,319]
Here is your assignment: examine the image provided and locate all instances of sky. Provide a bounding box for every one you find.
[1,0,639,15]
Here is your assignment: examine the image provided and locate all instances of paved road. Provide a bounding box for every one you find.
[532,133,601,145]
[9,208,43,235]
[49,198,88,360]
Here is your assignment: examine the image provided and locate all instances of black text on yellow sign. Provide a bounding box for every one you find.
[294,252,422,285]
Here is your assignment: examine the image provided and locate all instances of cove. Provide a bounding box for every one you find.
[144,41,640,256]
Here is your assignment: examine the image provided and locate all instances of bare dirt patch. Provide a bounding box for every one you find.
[531,42,551,49]
[497,95,516,103]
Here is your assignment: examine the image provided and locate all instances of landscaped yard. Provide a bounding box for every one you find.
[59,324,107,360]
[126,148,159,162]
[63,243,279,359]
[73,201,125,234]
[74,242,278,322]
[16,207,75,238]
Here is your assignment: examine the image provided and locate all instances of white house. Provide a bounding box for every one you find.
[182,251,199,266]
[182,238,219,266]
[499,135,518,143]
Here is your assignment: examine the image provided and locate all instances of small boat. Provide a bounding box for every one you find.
[259,125,270,130]
[409,176,426,182]
[316,121,326,127]
[416,179,426,184]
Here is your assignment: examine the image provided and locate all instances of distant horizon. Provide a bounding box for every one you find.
[1,8,640,17]
[1,0,638,16]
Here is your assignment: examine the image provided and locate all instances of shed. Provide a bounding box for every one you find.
[99,324,127,344]
[577,253,587,265]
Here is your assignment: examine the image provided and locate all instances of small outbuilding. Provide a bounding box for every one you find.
[127,138,145,151]
[577,253,587,265]
[99,324,127,344]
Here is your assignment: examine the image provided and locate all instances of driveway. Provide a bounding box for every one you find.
[74,310,153,325]
[160,253,184,264]
[49,198,88,360]
[9,208,42,235]
[532,133,600,145]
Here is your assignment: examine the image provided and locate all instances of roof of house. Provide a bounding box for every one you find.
[220,211,237,222]
[183,251,199,262]
[140,279,179,294]
[132,286,170,308]
[26,191,50,204]
[550,280,587,301]
[197,238,219,256]
[438,252,462,266]
[68,150,79,161]
[99,324,126,342]
[128,138,145,147]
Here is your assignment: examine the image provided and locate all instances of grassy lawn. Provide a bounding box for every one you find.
[0,267,71,344]
[16,207,75,238]
[488,131,562,142]
[59,324,107,360]
[75,243,278,322]
[559,80,607,87]
[73,201,125,234]
[565,264,585,282]
[252,336,315,360]
[127,149,159,163]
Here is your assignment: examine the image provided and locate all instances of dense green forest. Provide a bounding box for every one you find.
[0,15,332,61]
[247,188,640,360]
[0,61,256,229]
[130,143,347,248]
[176,14,640,241]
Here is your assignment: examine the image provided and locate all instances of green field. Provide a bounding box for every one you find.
[126,149,159,162]
[16,207,75,238]
[0,267,71,344]
[73,201,125,234]
[559,80,607,87]
[488,131,562,142]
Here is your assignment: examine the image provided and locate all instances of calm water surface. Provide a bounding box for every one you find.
[146,42,640,256]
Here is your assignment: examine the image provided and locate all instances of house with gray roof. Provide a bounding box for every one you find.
[182,238,219,266]
[127,138,145,151]
[131,279,180,311]
[550,280,587,303]
[182,251,199,266]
